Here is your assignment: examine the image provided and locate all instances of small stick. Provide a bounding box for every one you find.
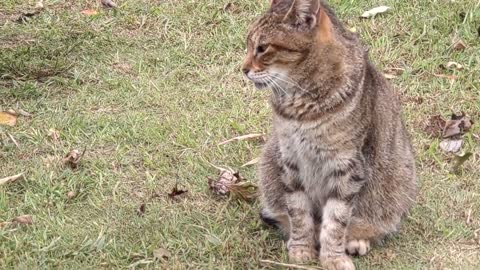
[259,259,323,270]
[218,133,265,146]
[7,133,19,148]
[0,173,25,186]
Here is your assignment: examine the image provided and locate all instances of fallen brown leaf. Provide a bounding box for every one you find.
[0,173,25,186]
[153,248,171,261]
[13,215,33,225]
[208,170,258,201]
[81,9,98,16]
[218,133,265,146]
[443,112,473,138]
[167,184,188,200]
[63,148,86,169]
[0,112,17,126]
[452,39,467,51]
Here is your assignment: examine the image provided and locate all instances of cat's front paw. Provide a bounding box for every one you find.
[288,245,316,263]
[321,255,355,270]
[346,239,371,256]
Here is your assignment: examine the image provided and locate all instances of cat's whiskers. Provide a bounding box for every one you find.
[268,77,288,97]
[274,74,314,97]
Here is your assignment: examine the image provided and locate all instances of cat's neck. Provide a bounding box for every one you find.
[270,60,366,122]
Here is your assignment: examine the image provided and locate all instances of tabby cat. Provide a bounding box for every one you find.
[241,1,417,269]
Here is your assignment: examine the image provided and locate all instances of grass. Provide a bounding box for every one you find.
[1,0,479,269]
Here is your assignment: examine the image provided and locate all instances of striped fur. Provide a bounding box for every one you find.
[243,1,417,269]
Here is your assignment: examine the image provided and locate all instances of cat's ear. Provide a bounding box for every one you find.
[317,6,333,41]
[282,0,321,30]
[269,0,294,14]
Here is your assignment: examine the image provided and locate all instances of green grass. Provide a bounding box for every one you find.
[1,0,479,269]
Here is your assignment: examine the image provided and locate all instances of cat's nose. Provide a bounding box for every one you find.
[242,68,250,75]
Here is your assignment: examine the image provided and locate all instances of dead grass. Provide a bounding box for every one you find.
[1,0,479,269]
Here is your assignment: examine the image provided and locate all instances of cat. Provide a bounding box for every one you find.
[241,1,417,269]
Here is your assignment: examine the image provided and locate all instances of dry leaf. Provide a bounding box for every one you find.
[218,133,265,145]
[0,112,17,126]
[0,173,24,186]
[81,9,98,16]
[136,203,146,217]
[48,128,60,141]
[452,39,467,50]
[167,184,188,200]
[443,119,462,138]
[439,139,462,153]
[153,248,171,260]
[361,6,390,18]
[445,61,464,70]
[63,148,86,169]
[101,0,117,8]
[242,157,260,167]
[208,170,258,201]
[13,215,33,225]
[424,115,446,138]
[452,152,473,173]
[67,191,77,199]
[442,112,474,138]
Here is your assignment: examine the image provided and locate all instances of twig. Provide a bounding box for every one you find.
[259,259,323,270]
[7,132,19,148]
[0,173,25,186]
[218,133,265,146]
[241,157,260,167]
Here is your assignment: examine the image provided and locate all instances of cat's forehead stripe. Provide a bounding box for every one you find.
[250,16,270,45]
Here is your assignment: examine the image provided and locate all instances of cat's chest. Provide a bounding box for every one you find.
[276,120,334,176]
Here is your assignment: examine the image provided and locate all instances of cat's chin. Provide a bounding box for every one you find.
[254,82,269,90]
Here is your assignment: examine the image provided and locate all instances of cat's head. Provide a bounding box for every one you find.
[242,0,352,92]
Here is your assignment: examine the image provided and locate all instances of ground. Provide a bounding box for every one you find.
[1,0,479,269]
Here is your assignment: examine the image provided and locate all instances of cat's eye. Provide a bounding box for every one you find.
[255,44,269,55]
